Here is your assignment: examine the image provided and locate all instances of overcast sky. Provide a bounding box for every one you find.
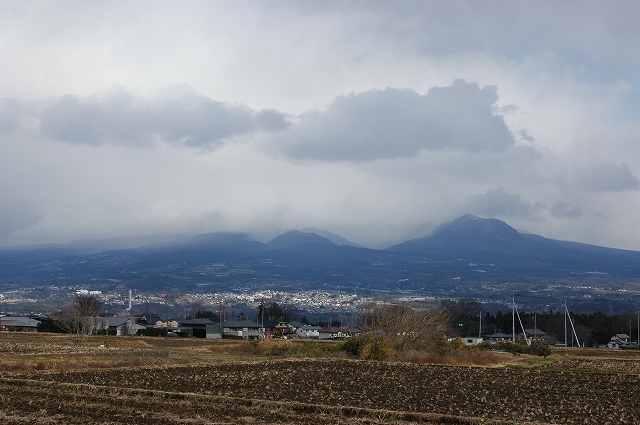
[2,1,640,249]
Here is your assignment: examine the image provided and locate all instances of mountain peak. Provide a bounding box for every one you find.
[388,215,540,255]
[300,228,360,247]
[430,215,524,247]
[266,229,337,250]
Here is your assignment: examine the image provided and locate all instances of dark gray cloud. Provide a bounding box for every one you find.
[550,201,583,219]
[0,203,42,239]
[36,89,289,147]
[577,162,640,192]
[467,187,544,219]
[277,80,515,161]
[253,109,290,132]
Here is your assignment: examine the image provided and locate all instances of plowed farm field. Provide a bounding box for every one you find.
[1,334,640,424]
[1,357,639,424]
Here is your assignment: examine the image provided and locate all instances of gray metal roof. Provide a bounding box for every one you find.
[0,316,40,327]
[221,320,262,328]
[178,318,214,326]
[299,325,323,330]
[105,317,130,327]
[523,328,547,336]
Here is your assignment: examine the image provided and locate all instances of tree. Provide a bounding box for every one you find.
[280,303,300,322]
[194,310,219,322]
[359,304,449,353]
[188,303,220,322]
[441,298,482,337]
[36,317,66,333]
[257,302,300,322]
[54,295,105,344]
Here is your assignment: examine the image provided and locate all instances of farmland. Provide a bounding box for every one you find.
[1,333,639,424]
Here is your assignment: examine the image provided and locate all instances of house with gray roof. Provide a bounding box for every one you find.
[0,316,40,332]
[297,325,323,339]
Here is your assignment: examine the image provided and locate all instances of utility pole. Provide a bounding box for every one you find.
[512,293,516,342]
[564,299,567,348]
[165,295,168,338]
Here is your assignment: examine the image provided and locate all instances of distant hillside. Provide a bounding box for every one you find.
[387,214,547,256]
[266,230,337,250]
[387,215,640,276]
[3,217,640,308]
[300,228,361,247]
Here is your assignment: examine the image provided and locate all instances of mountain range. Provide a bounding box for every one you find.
[2,215,640,309]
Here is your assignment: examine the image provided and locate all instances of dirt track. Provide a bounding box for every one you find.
[3,358,639,424]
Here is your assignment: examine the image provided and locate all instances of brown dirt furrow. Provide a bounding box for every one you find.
[13,359,640,424]
[0,378,520,425]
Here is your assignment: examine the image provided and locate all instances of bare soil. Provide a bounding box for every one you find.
[1,333,640,424]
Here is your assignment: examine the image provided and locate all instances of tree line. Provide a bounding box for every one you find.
[442,298,639,346]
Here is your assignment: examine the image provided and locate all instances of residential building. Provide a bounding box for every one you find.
[297,325,323,339]
[463,336,483,346]
[221,320,262,339]
[486,332,511,343]
[518,329,553,345]
[318,325,356,340]
[607,334,638,349]
[0,316,40,332]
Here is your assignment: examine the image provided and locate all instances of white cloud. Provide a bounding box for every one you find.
[32,87,288,148]
[271,80,513,161]
[576,162,640,192]
[0,98,24,132]
[1,2,640,250]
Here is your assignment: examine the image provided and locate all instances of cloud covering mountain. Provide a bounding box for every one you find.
[1,1,640,251]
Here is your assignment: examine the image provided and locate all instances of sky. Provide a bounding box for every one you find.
[2,1,640,250]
